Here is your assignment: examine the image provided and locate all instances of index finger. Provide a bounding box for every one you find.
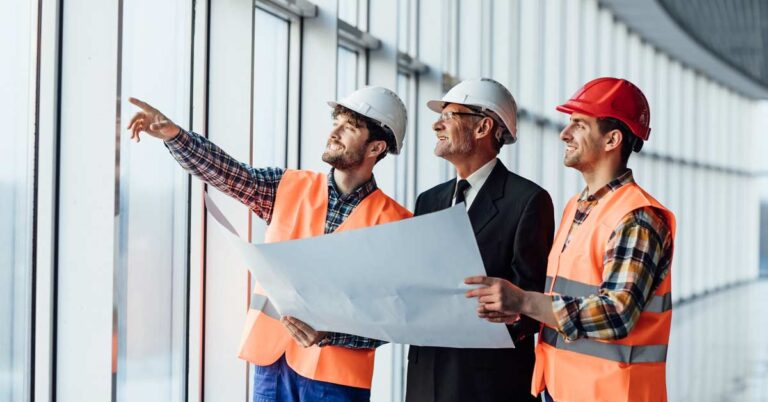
[464,287,495,298]
[464,276,495,286]
[286,317,315,333]
[128,97,155,112]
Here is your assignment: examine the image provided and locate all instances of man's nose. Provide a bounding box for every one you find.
[329,125,341,139]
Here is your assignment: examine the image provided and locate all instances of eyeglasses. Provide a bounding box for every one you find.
[437,111,487,122]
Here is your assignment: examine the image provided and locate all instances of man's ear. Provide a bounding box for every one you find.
[604,129,623,153]
[475,117,494,139]
[368,140,387,158]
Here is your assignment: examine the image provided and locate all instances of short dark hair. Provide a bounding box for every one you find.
[332,105,396,163]
[596,117,639,166]
[488,122,505,154]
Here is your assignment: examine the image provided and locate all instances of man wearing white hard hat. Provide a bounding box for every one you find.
[405,78,554,402]
[127,87,411,402]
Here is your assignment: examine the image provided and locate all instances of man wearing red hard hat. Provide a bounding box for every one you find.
[465,78,676,402]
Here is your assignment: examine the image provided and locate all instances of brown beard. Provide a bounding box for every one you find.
[321,141,367,170]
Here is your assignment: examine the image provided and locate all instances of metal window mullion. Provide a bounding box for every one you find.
[185,0,210,399]
[397,51,428,75]
[33,0,63,398]
[338,19,380,51]
[256,0,317,18]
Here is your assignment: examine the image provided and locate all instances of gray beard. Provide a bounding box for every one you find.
[435,131,475,157]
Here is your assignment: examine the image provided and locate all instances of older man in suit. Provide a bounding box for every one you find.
[405,78,554,402]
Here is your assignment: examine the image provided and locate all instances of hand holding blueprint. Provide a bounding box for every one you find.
[205,193,514,348]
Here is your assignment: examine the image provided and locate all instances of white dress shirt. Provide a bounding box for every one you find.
[452,158,498,210]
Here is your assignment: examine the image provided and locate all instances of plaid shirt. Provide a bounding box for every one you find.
[552,170,673,341]
[165,130,384,349]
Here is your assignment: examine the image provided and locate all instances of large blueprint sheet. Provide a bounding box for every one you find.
[205,194,514,348]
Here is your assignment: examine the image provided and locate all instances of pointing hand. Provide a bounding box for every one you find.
[126,97,181,142]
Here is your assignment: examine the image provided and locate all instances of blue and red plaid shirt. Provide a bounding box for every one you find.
[165,129,385,349]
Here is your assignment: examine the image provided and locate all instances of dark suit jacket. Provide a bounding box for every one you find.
[406,160,554,402]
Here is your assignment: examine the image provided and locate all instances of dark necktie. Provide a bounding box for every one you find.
[454,179,471,205]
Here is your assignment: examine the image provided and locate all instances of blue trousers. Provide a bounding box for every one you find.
[252,354,370,402]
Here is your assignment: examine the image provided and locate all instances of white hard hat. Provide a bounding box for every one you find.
[327,86,407,154]
[427,78,518,144]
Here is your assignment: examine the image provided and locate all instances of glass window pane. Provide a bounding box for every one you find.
[458,0,482,78]
[338,0,359,26]
[397,0,409,51]
[542,0,563,121]
[395,72,418,207]
[250,9,289,243]
[118,0,194,400]
[0,1,35,400]
[253,8,290,169]
[519,0,542,113]
[337,47,359,98]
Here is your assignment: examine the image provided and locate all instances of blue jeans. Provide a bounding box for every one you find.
[252,354,370,402]
[542,389,555,402]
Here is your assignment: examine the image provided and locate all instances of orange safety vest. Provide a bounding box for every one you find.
[531,182,676,402]
[237,169,412,389]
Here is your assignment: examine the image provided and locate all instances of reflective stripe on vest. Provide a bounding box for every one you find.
[540,327,668,364]
[544,276,673,313]
[237,170,412,389]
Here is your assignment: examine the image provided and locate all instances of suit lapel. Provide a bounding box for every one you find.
[467,160,506,235]
[437,180,455,211]
[414,179,455,216]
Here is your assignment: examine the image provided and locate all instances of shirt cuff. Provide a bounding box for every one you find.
[319,332,349,348]
[552,294,581,341]
[163,128,190,151]
[317,334,332,347]
[320,332,383,349]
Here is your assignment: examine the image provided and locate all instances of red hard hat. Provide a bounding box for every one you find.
[556,77,651,141]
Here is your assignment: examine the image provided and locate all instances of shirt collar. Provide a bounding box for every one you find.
[328,168,378,200]
[457,158,498,191]
[578,169,635,203]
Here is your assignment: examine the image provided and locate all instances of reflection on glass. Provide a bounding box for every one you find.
[250,9,289,246]
[337,47,359,99]
[253,8,289,169]
[119,103,189,401]
[395,73,411,205]
[0,0,34,400]
[668,281,768,402]
[0,92,33,402]
[397,0,409,51]
[117,4,192,401]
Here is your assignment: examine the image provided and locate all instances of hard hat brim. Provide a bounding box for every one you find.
[426,100,445,113]
[555,103,594,117]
